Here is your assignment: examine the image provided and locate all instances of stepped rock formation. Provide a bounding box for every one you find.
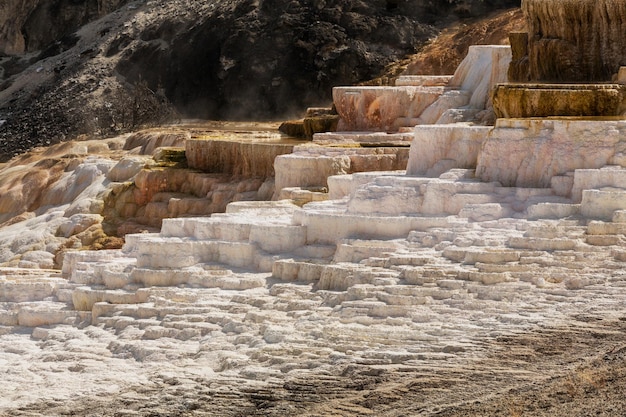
[0,124,295,268]
[332,45,511,132]
[495,0,626,118]
[6,1,626,414]
[3,21,626,412]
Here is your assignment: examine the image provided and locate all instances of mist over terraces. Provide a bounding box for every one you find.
[0,0,520,161]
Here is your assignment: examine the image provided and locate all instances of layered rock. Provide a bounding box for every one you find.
[493,0,626,120]
[0,125,299,268]
[492,83,626,118]
[274,146,409,198]
[185,140,294,177]
[507,31,529,82]
[522,0,626,82]
[333,85,446,131]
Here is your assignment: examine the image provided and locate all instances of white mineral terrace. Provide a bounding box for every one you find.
[1,45,626,411]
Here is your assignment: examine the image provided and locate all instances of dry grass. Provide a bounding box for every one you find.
[404,8,525,76]
[361,8,525,86]
[563,367,609,399]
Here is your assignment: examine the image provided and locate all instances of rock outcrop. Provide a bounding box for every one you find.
[185,140,294,178]
[0,0,130,54]
[332,45,511,133]
[522,0,626,82]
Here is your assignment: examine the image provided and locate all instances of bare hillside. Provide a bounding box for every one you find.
[0,0,520,161]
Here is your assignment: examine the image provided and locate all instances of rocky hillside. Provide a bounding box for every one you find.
[0,0,519,161]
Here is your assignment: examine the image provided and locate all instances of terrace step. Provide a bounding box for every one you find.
[0,275,67,302]
[134,237,258,269]
[131,267,265,290]
[394,75,453,87]
[507,237,580,251]
[17,301,82,327]
[72,286,150,311]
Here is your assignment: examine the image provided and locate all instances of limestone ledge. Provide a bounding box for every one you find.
[313,131,413,146]
[273,146,408,194]
[394,75,454,87]
[407,124,492,177]
[185,139,294,177]
[333,86,445,132]
[492,83,626,118]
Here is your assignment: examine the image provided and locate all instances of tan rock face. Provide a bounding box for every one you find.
[0,0,31,54]
[507,32,529,82]
[185,140,294,177]
[0,157,70,224]
[492,83,626,118]
[523,0,626,82]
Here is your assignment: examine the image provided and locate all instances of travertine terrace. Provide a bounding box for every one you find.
[2,1,626,415]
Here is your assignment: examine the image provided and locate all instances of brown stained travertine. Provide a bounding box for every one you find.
[507,32,530,82]
[523,0,626,82]
[492,83,626,118]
